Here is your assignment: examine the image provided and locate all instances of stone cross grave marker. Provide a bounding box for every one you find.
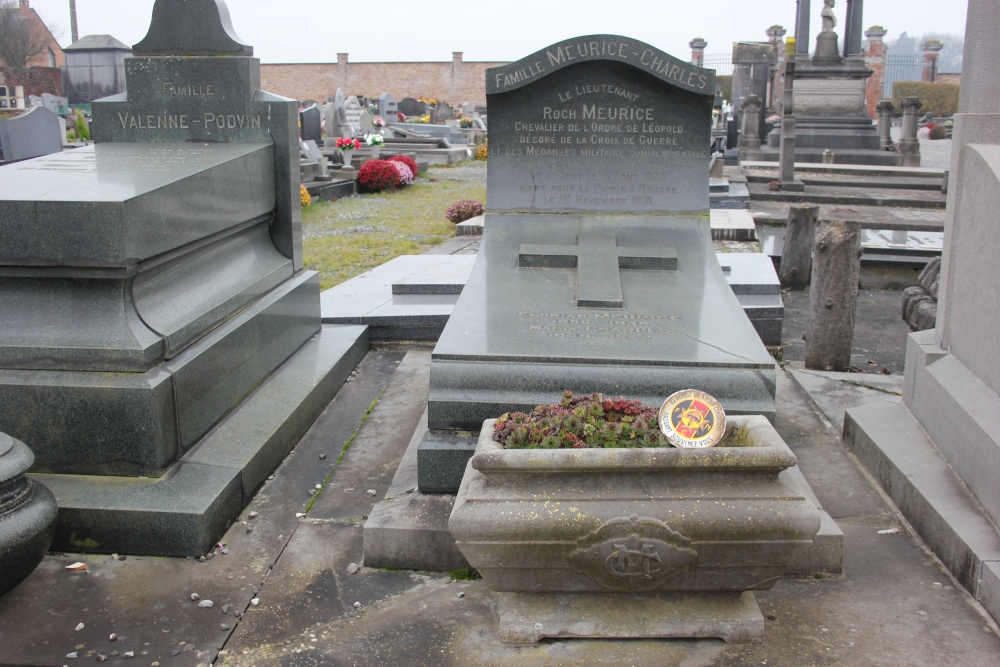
[518,233,677,308]
[426,34,776,430]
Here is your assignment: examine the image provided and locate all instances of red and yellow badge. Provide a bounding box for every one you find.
[658,389,727,448]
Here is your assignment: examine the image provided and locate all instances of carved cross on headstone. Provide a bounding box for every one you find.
[518,233,677,308]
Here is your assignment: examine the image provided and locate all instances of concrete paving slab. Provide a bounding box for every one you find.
[0,350,403,667]
[844,401,1000,611]
[787,365,904,432]
[4,345,1000,666]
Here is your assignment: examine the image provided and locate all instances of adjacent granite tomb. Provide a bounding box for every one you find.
[0,0,367,556]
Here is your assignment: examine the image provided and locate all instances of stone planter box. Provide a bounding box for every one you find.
[449,415,821,643]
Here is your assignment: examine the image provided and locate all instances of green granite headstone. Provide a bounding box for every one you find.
[426,36,776,432]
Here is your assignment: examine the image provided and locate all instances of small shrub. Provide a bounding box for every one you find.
[75,113,90,141]
[391,160,414,186]
[445,199,484,223]
[928,123,949,140]
[358,159,400,192]
[300,184,312,207]
[449,567,481,581]
[388,155,419,177]
[474,141,488,161]
[891,82,960,118]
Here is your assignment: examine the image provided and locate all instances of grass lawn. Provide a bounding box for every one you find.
[302,161,486,290]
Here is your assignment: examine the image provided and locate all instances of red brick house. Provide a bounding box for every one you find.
[0,1,65,110]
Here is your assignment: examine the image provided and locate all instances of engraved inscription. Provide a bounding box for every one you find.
[492,37,712,93]
[161,82,215,96]
[492,81,707,208]
[116,111,262,131]
[518,311,681,340]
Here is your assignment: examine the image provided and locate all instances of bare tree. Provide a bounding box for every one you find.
[0,0,52,71]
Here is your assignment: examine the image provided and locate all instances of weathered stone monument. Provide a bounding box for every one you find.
[844,0,1000,625]
[427,35,777,431]
[761,0,894,165]
[326,88,350,139]
[0,0,366,556]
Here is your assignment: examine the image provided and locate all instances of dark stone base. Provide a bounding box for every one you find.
[498,591,764,644]
[416,431,477,493]
[0,433,58,597]
[1,273,322,476]
[758,145,898,167]
[305,179,357,201]
[31,324,369,557]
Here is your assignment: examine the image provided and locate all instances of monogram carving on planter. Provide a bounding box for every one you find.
[569,515,697,591]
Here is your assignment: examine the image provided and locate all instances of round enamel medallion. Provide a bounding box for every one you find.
[658,389,727,448]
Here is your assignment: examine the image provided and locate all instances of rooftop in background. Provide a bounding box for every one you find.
[63,34,130,51]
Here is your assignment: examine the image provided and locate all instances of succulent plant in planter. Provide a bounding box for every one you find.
[493,391,756,450]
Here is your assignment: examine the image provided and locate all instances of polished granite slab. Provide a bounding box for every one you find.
[0,143,274,267]
[427,213,776,429]
[320,252,782,344]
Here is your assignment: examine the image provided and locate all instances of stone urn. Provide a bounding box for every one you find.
[0,432,58,597]
[449,415,821,643]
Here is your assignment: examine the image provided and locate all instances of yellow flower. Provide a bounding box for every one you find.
[300,184,312,207]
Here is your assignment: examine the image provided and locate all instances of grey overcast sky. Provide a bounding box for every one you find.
[26,0,968,64]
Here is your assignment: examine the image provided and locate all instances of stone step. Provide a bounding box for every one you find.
[747,183,946,209]
[844,401,1000,624]
[751,199,946,233]
[741,160,946,179]
[31,324,369,557]
[744,171,945,191]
